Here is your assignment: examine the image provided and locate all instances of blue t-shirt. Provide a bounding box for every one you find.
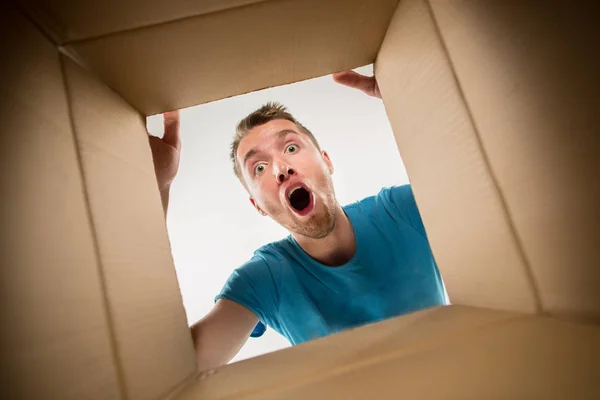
[215,185,445,345]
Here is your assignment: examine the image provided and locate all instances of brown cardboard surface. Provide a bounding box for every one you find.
[19,0,268,42]
[0,3,121,399]
[375,0,538,313]
[177,306,520,399]
[430,1,600,322]
[62,56,197,399]
[179,306,600,399]
[63,0,398,115]
[5,0,600,398]
[246,314,600,399]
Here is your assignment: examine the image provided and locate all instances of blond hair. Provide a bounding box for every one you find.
[230,102,321,180]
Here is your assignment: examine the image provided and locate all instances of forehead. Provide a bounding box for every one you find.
[236,119,305,161]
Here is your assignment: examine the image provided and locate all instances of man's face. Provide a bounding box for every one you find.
[237,119,337,239]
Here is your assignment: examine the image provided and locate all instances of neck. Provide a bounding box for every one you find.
[292,205,356,267]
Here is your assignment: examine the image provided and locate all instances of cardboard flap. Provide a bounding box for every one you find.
[0,3,121,398]
[430,0,600,322]
[376,0,538,313]
[176,306,600,399]
[177,306,521,399]
[62,55,197,400]
[19,0,269,42]
[58,0,398,115]
[247,315,600,399]
[377,0,600,322]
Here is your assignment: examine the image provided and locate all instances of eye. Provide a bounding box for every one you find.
[285,144,299,154]
[254,163,267,175]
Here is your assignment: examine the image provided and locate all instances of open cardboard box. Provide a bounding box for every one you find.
[1,0,599,398]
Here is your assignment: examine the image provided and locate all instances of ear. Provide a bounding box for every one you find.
[249,197,267,216]
[321,150,334,175]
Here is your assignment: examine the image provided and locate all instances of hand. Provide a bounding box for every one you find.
[332,70,381,99]
[148,110,181,192]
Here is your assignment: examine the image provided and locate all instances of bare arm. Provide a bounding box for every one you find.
[332,70,382,99]
[148,111,181,215]
[148,114,258,368]
[190,299,259,371]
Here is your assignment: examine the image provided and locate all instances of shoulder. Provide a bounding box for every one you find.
[346,184,427,238]
[233,254,269,279]
[344,185,415,215]
[381,184,427,237]
[216,243,287,326]
[378,184,415,205]
[375,185,417,215]
[231,237,296,287]
[252,237,296,267]
[222,237,292,291]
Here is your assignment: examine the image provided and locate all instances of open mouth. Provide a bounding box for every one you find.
[287,185,313,216]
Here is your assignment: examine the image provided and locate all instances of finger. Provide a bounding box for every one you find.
[163,110,181,150]
[332,71,377,97]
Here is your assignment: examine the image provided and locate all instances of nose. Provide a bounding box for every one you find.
[275,164,295,184]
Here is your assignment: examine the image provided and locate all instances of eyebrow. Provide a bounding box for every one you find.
[276,129,298,139]
[242,129,299,168]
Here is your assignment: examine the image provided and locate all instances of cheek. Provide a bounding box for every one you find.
[302,157,330,179]
[294,154,321,174]
[250,179,277,204]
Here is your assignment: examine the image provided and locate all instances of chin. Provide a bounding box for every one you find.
[292,210,336,240]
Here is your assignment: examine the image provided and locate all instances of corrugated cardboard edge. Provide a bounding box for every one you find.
[255,315,600,399]
[61,52,197,400]
[16,0,280,117]
[421,0,542,310]
[62,0,398,115]
[15,0,271,45]
[174,306,525,400]
[13,1,141,116]
[32,0,398,115]
[1,3,123,397]
[13,0,65,44]
[63,0,273,44]
[375,0,540,313]
[429,0,600,322]
[59,54,130,400]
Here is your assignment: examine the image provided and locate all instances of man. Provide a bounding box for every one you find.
[149,71,445,371]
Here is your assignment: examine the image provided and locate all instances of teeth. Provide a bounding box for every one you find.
[288,186,302,199]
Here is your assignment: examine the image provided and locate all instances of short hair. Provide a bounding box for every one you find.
[230,102,321,181]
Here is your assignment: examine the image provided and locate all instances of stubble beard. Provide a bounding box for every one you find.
[292,197,337,239]
[266,189,338,240]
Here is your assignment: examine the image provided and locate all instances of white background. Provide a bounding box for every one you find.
[147,64,409,363]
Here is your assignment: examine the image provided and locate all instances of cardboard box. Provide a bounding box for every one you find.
[1,0,599,398]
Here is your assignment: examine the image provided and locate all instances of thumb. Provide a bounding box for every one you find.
[162,110,181,151]
[332,71,378,97]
